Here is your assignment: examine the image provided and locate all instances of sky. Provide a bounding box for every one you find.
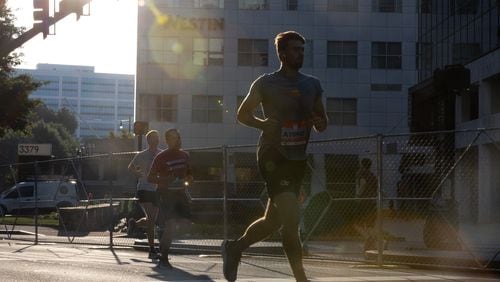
[8,0,138,75]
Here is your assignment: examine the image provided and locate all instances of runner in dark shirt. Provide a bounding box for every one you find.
[222,31,328,282]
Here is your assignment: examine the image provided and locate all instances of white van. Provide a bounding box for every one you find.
[0,180,79,216]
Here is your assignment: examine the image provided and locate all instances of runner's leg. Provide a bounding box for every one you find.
[273,192,307,282]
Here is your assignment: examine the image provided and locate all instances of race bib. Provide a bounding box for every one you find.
[281,120,307,146]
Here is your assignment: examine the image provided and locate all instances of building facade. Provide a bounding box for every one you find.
[136,0,418,149]
[411,0,500,223]
[18,64,135,140]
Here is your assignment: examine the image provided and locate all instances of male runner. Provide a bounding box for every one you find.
[222,31,328,282]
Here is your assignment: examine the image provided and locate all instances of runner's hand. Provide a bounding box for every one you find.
[310,113,327,132]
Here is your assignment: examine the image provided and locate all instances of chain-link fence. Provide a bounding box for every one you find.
[1,129,499,270]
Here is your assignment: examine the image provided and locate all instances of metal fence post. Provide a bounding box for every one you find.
[108,153,114,248]
[222,145,228,240]
[34,161,39,245]
[376,134,384,266]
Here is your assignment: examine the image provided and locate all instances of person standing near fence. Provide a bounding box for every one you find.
[128,130,162,259]
[222,31,328,282]
[147,128,193,269]
[355,158,378,251]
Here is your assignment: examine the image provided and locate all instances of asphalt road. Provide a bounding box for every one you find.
[0,239,499,281]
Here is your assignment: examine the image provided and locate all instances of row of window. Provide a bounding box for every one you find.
[163,0,489,15]
[153,39,403,69]
[157,37,486,70]
[138,94,360,126]
[161,0,403,13]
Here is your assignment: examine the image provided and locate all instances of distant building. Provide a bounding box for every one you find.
[17,64,134,140]
[410,1,500,223]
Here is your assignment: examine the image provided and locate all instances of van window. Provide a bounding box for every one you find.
[19,186,34,197]
[4,190,19,199]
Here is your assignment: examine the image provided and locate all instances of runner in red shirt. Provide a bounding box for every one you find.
[148,128,193,269]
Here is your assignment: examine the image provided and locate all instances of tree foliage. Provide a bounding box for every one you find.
[0,2,43,137]
[34,104,78,135]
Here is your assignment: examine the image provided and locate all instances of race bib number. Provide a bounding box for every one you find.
[281,120,307,146]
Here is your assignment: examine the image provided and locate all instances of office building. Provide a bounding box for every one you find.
[411,0,500,223]
[18,64,135,140]
[136,0,418,149]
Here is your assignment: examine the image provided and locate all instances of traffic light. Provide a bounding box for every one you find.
[33,0,50,38]
[59,0,90,20]
[133,121,149,136]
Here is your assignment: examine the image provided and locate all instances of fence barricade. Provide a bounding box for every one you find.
[0,129,499,270]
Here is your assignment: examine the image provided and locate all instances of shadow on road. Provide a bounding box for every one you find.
[148,264,214,281]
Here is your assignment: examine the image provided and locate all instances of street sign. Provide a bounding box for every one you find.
[17,144,52,156]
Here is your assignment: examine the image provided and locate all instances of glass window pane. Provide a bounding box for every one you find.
[387,56,402,68]
[343,41,357,54]
[209,39,224,52]
[343,55,357,68]
[193,51,207,65]
[253,40,268,53]
[372,42,386,55]
[372,56,386,68]
[238,39,252,52]
[327,55,342,68]
[330,113,344,125]
[328,41,343,53]
[254,53,268,66]
[387,42,401,55]
[343,99,357,111]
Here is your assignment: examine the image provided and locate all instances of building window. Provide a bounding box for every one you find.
[420,0,432,13]
[452,43,480,64]
[192,95,223,123]
[372,0,401,13]
[450,0,478,15]
[238,39,268,66]
[370,84,402,91]
[327,98,357,126]
[193,38,224,66]
[372,42,402,69]
[327,0,358,12]
[327,41,357,68]
[239,0,268,10]
[286,0,298,10]
[138,94,177,122]
[194,0,224,8]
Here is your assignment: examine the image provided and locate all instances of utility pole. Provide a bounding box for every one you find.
[0,0,92,58]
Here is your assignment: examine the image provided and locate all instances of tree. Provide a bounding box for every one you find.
[0,2,42,137]
[34,104,78,135]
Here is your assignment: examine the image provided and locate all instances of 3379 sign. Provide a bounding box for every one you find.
[17,144,52,156]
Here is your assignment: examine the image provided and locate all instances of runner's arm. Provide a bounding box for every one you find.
[237,81,279,132]
[311,96,328,132]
